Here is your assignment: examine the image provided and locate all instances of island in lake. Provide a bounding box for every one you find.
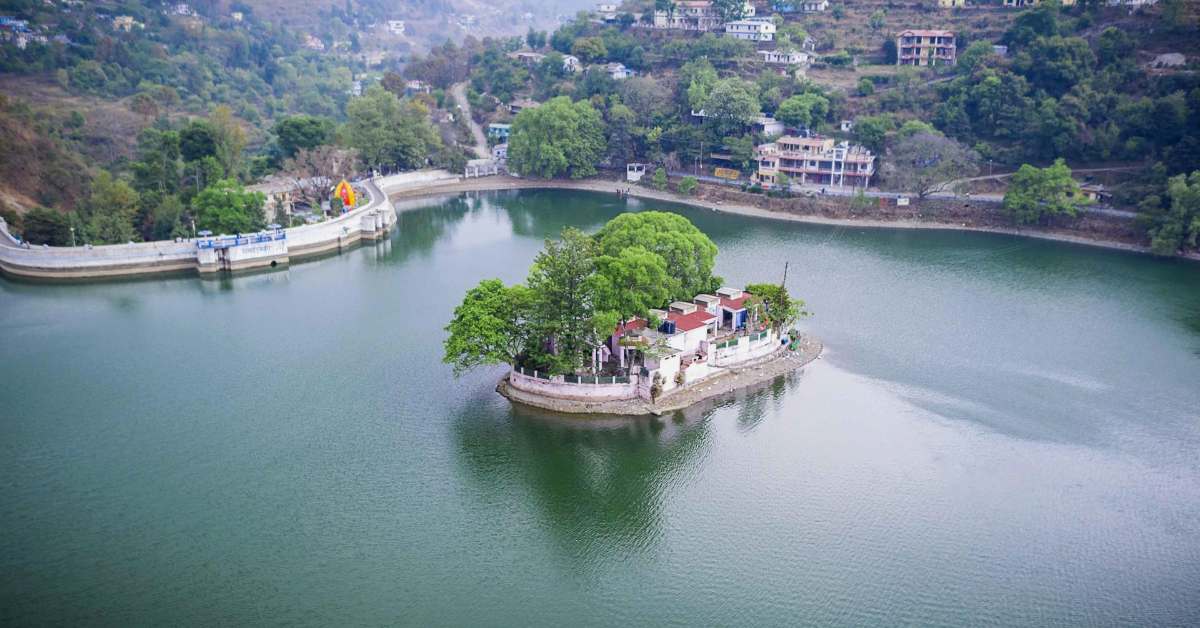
[443,210,822,415]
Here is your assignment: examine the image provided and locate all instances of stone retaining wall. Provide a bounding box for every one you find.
[0,178,398,281]
[507,368,641,401]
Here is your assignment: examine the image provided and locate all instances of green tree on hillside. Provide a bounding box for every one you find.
[1003,159,1089,225]
[86,171,141,244]
[508,97,605,179]
[775,93,829,131]
[192,179,265,235]
[701,78,760,139]
[345,85,441,172]
[1139,171,1200,256]
[20,207,72,246]
[272,115,335,161]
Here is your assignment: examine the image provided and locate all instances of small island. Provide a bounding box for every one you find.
[443,211,822,415]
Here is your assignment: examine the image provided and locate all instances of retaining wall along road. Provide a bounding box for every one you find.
[0,178,397,281]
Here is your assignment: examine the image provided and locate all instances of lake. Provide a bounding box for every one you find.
[2,189,1199,626]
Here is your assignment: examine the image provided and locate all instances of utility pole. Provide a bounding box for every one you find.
[780,260,788,289]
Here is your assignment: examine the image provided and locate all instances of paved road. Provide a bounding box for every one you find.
[450,82,489,160]
[667,170,1137,219]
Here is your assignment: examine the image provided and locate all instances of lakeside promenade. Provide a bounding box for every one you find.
[0,176,407,281]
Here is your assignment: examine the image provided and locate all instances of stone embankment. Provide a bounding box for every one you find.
[0,178,399,281]
[496,335,823,417]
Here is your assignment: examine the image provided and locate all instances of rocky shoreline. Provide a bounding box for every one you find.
[496,335,824,417]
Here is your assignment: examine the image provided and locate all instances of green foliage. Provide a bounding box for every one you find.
[652,167,668,190]
[191,179,265,235]
[775,93,829,130]
[85,171,141,244]
[677,176,698,196]
[20,207,71,246]
[1139,171,1200,256]
[571,37,608,62]
[857,77,874,97]
[1003,159,1089,225]
[853,115,894,153]
[712,0,750,21]
[443,278,535,375]
[744,283,809,331]
[525,227,601,374]
[344,85,441,171]
[273,115,335,160]
[594,211,719,301]
[594,246,673,321]
[508,97,605,179]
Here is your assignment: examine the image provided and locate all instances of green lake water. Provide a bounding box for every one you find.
[2,189,1199,626]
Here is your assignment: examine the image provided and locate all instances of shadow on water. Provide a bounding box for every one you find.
[450,369,805,572]
[452,396,711,571]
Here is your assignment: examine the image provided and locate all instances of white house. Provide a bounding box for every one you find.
[596,3,619,20]
[605,62,635,80]
[758,49,810,65]
[724,18,775,42]
[386,20,405,35]
[755,116,785,137]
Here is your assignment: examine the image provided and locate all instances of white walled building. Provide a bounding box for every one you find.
[725,18,775,42]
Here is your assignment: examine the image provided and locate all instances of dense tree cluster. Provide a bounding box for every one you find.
[444,212,722,375]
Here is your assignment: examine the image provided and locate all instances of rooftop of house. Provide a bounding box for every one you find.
[668,309,717,332]
[898,29,955,38]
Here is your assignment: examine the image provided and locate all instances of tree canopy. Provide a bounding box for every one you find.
[508,97,606,179]
[594,211,720,301]
[1003,159,1089,225]
[192,179,266,235]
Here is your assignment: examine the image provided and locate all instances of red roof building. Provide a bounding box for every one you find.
[667,309,717,332]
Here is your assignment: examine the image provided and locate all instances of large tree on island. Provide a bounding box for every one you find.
[743,283,810,332]
[508,97,606,179]
[444,214,727,377]
[593,245,673,322]
[443,279,535,375]
[525,228,604,374]
[594,211,720,301]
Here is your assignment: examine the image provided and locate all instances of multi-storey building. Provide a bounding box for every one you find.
[724,17,775,41]
[653,1,754,32]
[753,136,876,188]
[896,29,956,66]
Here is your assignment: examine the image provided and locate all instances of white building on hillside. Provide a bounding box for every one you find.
[758,49,810,66]
[724,18,775,41]
[653,0,755,32]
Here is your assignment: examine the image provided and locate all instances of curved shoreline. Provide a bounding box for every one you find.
[496,336,824,417]
[386,175,1200,263]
